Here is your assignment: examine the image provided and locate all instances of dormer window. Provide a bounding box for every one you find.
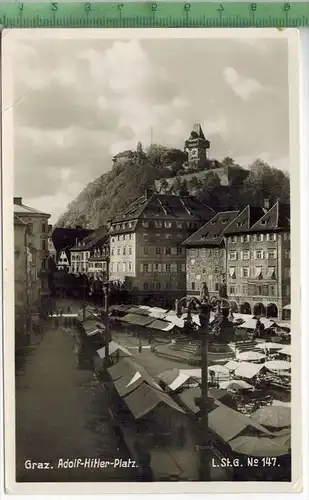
[164,221,172,228]
[142,221,149,228]
[260,220,267,225]
[222,219,228,224]
[211,220,217,225]
[122,223,126,229]
[237,222,243,227]
[155,221,162,228]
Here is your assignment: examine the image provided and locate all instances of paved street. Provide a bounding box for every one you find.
[15,321,138,482]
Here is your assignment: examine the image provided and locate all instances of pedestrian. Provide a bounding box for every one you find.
[67,305,71,314]
[138,340,142,353]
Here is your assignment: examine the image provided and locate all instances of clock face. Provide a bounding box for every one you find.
[190,148,198,158]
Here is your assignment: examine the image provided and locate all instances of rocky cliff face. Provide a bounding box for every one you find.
[56,148,290,229]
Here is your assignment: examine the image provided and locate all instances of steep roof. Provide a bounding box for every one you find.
[14,202,50,218]
[190,123,206,140]
[249,202,290,232]
[70,225,108,252]
[51,227,94,253]
[224,205,267,235]
[112,193,215,223]
[182,211,239,247]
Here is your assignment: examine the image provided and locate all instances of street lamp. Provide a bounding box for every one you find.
[175,283,211,481]
[102,281,111,367]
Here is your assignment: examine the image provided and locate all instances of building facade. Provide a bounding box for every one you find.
[182,211,240,298]
[183,202,290,319]
[109,191,215,305]
[14,197,51,316]
[70,226,109,278]
[47,224,57,263]
[225,202,290,319]
[14,215,31,348]
[56,249,70,271]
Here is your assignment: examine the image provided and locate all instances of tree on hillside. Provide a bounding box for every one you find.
[146,144,169,167]
[161,148,187,176]
[242,159,290,205]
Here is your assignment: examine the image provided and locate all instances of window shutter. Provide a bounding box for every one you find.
[266,233,269,241]
[274,234,277,241]
[240,268,243,278]
[162,264,166,272]
[240,250,243,260]
[148,264,152,272]
[140,263,143,272]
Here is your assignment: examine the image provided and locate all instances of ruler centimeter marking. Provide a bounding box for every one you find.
[0,2,308,28]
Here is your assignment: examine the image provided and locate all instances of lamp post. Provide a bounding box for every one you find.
[175,286,211,482]
[103,281,110,367]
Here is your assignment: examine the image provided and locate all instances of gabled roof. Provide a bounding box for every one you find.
[70,225,108,252]
[14,203,50,218]
[57,246,71,263]
[51,227,94,253]
[249,202,290,232]
[14,214,27,226]
[182,211,239,247]
[190,123,206,140]
[124,383,185,420]
[224,205,267,235]
[112,193,215,224]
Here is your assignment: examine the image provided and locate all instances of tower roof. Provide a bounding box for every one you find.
[190,123,206,140]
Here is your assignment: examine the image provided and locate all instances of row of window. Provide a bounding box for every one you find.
[228,233,279,243]
[110,220,197,232]
[228,249,283,261]
[110,262,133,273]
[142,282,183,291]
[140,263,186,273]
[111,246,133,256]
[189,282,290,297]
[189,248,222,259]
[88,262,107,269]
[228,266,278,280]
[110,262,187,273]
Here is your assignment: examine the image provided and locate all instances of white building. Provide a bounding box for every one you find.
[56,249,70,271]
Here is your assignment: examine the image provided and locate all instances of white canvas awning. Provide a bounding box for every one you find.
[282,304,291,310]
[225,360,241,371]
[97,341,132,359]
[234,361,264,380]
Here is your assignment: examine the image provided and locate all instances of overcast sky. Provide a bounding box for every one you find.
[12,35,289,223]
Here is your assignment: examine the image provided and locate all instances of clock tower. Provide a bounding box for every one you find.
[184,123,210,171]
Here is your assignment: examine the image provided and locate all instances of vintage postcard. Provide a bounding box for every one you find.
[1,28,302,495]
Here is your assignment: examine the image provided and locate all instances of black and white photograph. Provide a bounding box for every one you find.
[2,28,302,494]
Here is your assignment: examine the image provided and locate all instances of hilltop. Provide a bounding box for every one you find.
[56,144,290,228]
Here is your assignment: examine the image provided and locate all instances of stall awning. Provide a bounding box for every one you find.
[81,319,104,336]
[121,313,154,327]
[126,307,150,316]
[208,405,270,443]
[147,319,174,332]
[283,304,291,310]
[225,360,241,371]
[234,361,264,380]
[97,341,132,359]
[124,383,185,420]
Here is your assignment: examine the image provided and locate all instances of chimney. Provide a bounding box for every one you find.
[264,199,270,210]
[14,197,22,205]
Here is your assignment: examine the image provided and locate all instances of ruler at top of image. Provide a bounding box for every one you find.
[0,2,308,28]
